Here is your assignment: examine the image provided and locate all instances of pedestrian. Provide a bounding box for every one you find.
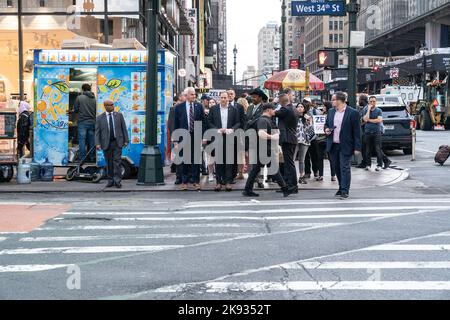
[243,103,295,198]
[173,87,206,191]
[74,83,97,163]
[275,93,299,192]
[303,98,319,179]
[316,101,336,182]
[228,89,247,181]
[202,94,215,182]
[237,97,250,174]
[208,91,241,192]
[95,99,129,189]
[209,98,217,108]
[325,92,362,199]
[17,101,32,158]
[168,93,186,184]
[362,96,385,171]
[295,103,312,185]
[246,88,268,189]
[200,94,212,177]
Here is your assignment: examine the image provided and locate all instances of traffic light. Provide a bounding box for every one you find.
[317,49,338,69]
[372,65,380,72]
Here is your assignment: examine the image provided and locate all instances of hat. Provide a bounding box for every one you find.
[249,88,268,101]
[303,97,312,103]
[201,94,211,101]
[262,103,276,111]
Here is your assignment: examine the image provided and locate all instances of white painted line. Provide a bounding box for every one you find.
[279,261,450,270]
[364,245,450,251]
[0,245,182,255]
[19,233,261,242]
[62,206,450,216]
[154,281,450,293]
[184,198,450,208]
[0,232,28,235]
[0,237,7,242]
[416,148,437,154]
[67,213,414,222]
[279,223,344,228]
[37,223,252,231]
[0,265,69,273]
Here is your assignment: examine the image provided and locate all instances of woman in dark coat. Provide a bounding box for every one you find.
[17,101,32,158]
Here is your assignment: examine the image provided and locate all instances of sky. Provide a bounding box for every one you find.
[227,0,282,83]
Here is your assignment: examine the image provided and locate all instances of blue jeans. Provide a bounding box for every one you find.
[330,143,352,194]
[78,120,96,162]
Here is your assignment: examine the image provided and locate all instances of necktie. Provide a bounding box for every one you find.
[109,113,115,141]
[189,103,194,133]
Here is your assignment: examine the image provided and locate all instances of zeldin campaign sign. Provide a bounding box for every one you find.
[292,0,346,16]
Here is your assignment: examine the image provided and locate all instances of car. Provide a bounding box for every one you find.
[372,95,415,155]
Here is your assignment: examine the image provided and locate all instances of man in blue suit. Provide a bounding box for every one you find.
[324,92,361,199]
[173,87,207,191]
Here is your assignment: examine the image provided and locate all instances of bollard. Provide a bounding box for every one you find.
[411,128,416,161]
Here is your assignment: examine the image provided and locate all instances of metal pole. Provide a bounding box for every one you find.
[104,0,109,44]
[281,0,287,70]
[411,127,416,161]
[137,0,165,185]
[347,0,359,108]
[18,0,24,100]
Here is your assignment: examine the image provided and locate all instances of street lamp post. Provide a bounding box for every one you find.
[346,0,360,108]
[137,0,165,186]
[233,45,238,85]
[281,0,287,71]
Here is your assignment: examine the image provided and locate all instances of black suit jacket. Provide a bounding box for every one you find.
[325,106,362,155]
[208,105,241,131]
[276,104,299,145]
[173,101,206,142]
[230,102,247,129]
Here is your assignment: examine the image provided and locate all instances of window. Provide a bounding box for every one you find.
[339,34,343,43]
[334,34,338,43]
[329,21,333,30]
[334,21,338,30]
[339,21,344,30]
[329,34,333,43]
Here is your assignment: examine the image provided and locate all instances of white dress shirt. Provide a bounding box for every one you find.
[220,105,229,129]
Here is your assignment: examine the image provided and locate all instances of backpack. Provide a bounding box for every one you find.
[435,145,450,166]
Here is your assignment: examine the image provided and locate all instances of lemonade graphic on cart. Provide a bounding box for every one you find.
[33,49,174,179]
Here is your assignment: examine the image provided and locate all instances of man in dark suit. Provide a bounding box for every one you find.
[227,89,247,181]
[275,93,299,192]
[168,93,186,184]
[325,91,362,200]
[173,87,206,191]
[208,91,241,191]
[95,99,129,189]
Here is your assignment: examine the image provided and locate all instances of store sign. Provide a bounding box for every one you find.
[188,8,198,57]
[292,0,346,16]
[36,50,148,65]
[390,68,399,79]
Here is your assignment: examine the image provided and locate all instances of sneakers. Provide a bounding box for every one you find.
[299,176,308,184]
[340,192,349,200]
[242,190,260,197]
[316,176,324,182]
[335,190,342,197]
[331,176,337,182]
[375,166,383,172]
[208,174,215,182]
[365,166,371,171]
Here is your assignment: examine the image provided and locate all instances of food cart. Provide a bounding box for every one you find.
[0,108,18,182]
[33,49,174,178]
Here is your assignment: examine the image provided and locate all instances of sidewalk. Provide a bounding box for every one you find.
[0,164,409,194]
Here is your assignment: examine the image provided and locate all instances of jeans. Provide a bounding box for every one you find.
[78,120,96,162]
[296,144,309,176]
[330,143,353,194]
[364,133,383,167]
[245,162,286,192]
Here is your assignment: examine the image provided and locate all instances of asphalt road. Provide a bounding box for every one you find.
[1,130,450,300]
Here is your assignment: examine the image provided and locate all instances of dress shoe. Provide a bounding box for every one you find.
[193,183,202,191]
[225,184,233,192]
[214,185,222,192]
[281,187,294,198]
[335,190,342,197]
[242,190,260,197]
[174,178,182,185]
[115,182,122,189]
[257,181,265,189]
[180,184,188,191]
[106,181,114,188]
[340,192,349,200]
[383,159,392,169]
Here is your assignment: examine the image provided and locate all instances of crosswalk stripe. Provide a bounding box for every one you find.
[62,206,450,216]
[19,233,261,242]
[279,261,450,269]
[37,223,253,231]
[0,245,182,255]
[364,245,450,251]
[184,198,450,208]
[154,281,450,293]
[61,212,418,222]
[0,265,69,273]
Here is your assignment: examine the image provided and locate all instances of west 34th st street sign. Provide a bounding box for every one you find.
[292,0,346,16]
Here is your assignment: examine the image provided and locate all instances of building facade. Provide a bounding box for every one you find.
[241,66,258,88]
[258,21,281,76]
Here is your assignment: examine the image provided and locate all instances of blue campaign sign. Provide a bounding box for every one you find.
[292,0,346,16]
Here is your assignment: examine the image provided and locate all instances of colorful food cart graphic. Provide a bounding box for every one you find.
[33,49,175,169]
[34,67,70,165]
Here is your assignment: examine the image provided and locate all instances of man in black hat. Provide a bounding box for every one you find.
[243,103,295,198]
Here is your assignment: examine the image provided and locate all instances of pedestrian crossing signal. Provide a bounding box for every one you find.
[317,49,338,69]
